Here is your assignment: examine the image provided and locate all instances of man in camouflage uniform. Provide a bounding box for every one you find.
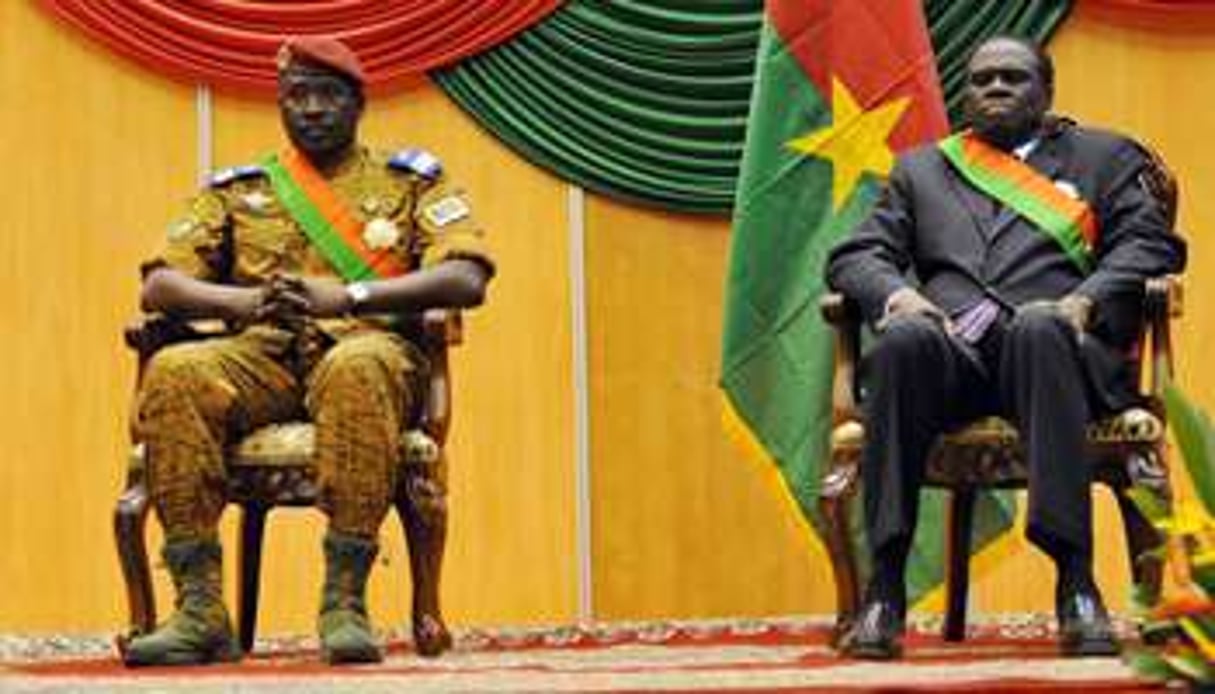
[123,36,493,666]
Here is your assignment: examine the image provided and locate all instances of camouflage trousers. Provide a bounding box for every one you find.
[133,326,425,540]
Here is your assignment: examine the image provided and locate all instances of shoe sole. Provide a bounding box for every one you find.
[123,642,242,667]
[1060,638,1120,657]
[323,645,383,665]
[842,643,903,661]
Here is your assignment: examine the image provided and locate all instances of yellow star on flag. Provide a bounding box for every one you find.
[787,77,911,211]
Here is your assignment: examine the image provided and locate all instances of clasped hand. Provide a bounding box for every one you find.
[236,274,353,326]
[877,287,953,333]
[1016,293,1094,335]
[878,288,1093,337]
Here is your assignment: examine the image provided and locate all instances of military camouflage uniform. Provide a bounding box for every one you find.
[135,146,491,540]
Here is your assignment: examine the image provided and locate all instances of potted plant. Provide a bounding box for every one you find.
[1127,384,1215,687]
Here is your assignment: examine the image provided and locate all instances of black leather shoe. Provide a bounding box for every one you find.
[1057,585,1120,657]
[840,599,905,660]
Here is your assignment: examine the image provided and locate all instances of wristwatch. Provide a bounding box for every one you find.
[345,282,372,313]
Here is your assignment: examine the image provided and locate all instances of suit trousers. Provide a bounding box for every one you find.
[134,325,422,541]
[860,306,1094,563]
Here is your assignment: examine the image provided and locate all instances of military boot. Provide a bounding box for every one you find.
[318,531,382,664]
[123,538,240,666]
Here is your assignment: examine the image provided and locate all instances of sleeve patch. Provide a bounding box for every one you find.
[422,194,471,227]
[388,148,442,180]
[208,164,264,187]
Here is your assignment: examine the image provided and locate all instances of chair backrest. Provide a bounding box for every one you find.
[1138,143,1178,229]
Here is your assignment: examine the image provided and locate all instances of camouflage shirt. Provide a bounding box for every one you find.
[145,145,493,336]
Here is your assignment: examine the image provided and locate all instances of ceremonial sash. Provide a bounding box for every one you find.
[938,132,1097,272]
[262,149,407,281]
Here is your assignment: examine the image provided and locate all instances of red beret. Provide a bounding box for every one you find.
[277,36,366,85]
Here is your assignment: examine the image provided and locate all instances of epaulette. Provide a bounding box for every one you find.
[387,148,442,181]
[208,164,265,187]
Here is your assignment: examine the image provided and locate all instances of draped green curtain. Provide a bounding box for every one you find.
[925,1,1072,125]
[435,0,1072,214]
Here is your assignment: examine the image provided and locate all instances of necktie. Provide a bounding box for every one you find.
[952,298,1001,344]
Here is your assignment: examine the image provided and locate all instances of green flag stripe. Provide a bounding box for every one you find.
[938,135,1092,272]
[261,154,378,282]
[721,16,876,524]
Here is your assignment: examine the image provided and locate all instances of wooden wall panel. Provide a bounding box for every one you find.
[0,1,196,630]
[584,204,830,618]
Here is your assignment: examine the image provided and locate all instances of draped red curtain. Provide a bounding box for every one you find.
[37,0,564,95]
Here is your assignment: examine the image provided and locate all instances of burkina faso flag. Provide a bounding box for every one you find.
[720,0,1017,601]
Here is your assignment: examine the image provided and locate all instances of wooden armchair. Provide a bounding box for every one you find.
[114,310,461,657]
[818,147,1182,644]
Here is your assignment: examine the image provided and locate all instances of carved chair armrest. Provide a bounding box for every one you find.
[128,310,464,358]
[1145,275,1183,399]
[820,292,863,425]
[125,310,464,446]
[393,309,463,353]
[124,315,231,366]
[393,309,463,444]
[421,309,463,349]
[123,315,232,449]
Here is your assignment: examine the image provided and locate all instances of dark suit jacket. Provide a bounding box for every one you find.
[826,119,1186,410]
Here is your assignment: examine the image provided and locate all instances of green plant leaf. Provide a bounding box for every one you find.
[1164,648,1215,683]
[1141,618,1182,644]
[1180,614,1215,655]
[1192,565,1215,595]
[1131,581,1160,613]
[1127,484,1171,524]
[1165,384,1215,517]
[1125,649,1176,682]
[1135,546,1169,563]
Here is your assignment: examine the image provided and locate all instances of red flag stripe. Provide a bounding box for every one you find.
[767,0,949,147]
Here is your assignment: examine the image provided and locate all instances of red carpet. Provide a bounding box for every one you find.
[0,617,1164,692]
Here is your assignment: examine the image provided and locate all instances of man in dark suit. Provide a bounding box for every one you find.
[826,36,1185,659]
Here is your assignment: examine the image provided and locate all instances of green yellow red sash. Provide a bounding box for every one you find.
[262,148,406,281]
[938,132,1097,272]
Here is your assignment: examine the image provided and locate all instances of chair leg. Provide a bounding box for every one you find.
[237,504,268,654]
[398,455,452,657]
[1116,450,1171,609]
[818,455,862,648]
[944,488,976,642]
[114,481,155,644]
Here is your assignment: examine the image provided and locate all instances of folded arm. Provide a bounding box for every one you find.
[143,258,491,324]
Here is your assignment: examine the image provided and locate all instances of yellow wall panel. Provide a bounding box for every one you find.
[0,1,196,630]
[584,203,829,618]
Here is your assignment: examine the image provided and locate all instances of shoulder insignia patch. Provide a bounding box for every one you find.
[208,164,265,187]
[422,194,471,228]
[388,148,442,181]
